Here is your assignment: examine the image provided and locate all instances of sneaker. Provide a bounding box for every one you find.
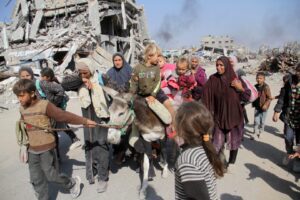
[97,180,108,193]
[70,176,81,199]
[69,139,82,151]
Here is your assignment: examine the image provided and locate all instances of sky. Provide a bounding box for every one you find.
[1,0,300,50]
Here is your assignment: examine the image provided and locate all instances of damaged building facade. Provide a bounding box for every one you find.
[0,0,149,74]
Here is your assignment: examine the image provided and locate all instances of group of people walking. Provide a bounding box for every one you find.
[13,42,300,200]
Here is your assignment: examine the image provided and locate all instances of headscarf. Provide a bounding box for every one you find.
[201,56,243,130]
[76,58,109,118]
[229,55,238,69]
[106,52,132,92]
[76,58,95,75]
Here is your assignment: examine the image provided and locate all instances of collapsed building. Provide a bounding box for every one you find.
[0,0,149,75]
[258,42,300,73]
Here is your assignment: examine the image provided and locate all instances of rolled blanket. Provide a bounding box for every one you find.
[147,99,172,125]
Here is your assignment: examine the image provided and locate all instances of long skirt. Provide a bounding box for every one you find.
[81,105,109,183]
[213,122,244,153]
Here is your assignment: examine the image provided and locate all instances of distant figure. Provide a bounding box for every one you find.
[273,63,300,165]
[251,72,272,139]
[174,101,224,200]
[201,56,251,169]
[190,55,207,100]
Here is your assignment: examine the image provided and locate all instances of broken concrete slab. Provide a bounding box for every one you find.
[11,26,25,42]
[88,0,101,36]
[29,10,43,40]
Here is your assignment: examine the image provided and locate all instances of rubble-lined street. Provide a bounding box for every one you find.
[0,64,299,200]
[0,0,299,200]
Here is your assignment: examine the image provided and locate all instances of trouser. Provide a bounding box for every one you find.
[254,109,267,134]
[85,142,110,182]
[284,124,300,154]
[28,149,74,200]
[53,123,78,159]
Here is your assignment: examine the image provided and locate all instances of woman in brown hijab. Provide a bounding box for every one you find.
[201,56,251,169]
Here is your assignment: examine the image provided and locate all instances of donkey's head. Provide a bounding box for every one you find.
[102,86,134,144]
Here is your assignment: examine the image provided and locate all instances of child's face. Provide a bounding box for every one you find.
[40,76,51,81]
[17,91,34,107]
[79,69,92,79]
[20,71,32,80]
[147,53,159,66]
[157,56,166,68]
[113,56,124,69]
[177,62,188,75]
[256,75,265,85]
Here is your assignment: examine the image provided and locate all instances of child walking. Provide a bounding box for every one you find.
[174,101,224,200]
[251,72,272,139]
[13,79,96,200]
[39,68,81,150]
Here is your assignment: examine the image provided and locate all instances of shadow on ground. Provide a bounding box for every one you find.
[245,163,300,199]
[220,193,243,200]
[146,185,164,200]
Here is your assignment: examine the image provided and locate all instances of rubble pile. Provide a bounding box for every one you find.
[258,42,300,73]
[0,0,149,74]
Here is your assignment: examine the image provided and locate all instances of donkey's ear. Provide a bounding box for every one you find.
[102,86,119,98]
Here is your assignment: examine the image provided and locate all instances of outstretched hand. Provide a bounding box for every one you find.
[146,96,156,104]
[85,119,97,127]
[231,79,244,92]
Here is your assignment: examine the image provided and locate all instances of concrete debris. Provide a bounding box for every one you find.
[258,42,300,73]
[0,0,149,76]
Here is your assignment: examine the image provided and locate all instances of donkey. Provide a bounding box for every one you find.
[103,86,170,199]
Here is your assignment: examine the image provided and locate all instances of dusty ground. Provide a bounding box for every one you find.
[0,62,299,200]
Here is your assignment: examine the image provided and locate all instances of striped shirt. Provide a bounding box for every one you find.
[175,146,217,200]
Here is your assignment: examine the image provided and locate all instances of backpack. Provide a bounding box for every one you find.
[60,94,69,110]
[241,76,258,103]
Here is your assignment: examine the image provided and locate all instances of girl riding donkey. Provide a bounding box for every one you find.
[129,43,175,199]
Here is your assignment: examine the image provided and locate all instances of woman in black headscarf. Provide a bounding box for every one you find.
[201,56,251,169]
[105,52,133,93]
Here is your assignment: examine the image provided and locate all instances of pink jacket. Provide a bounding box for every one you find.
[160,63,176,88]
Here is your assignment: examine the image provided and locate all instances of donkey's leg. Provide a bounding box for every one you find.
[139,153,149,200]
[159,139,169,178]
